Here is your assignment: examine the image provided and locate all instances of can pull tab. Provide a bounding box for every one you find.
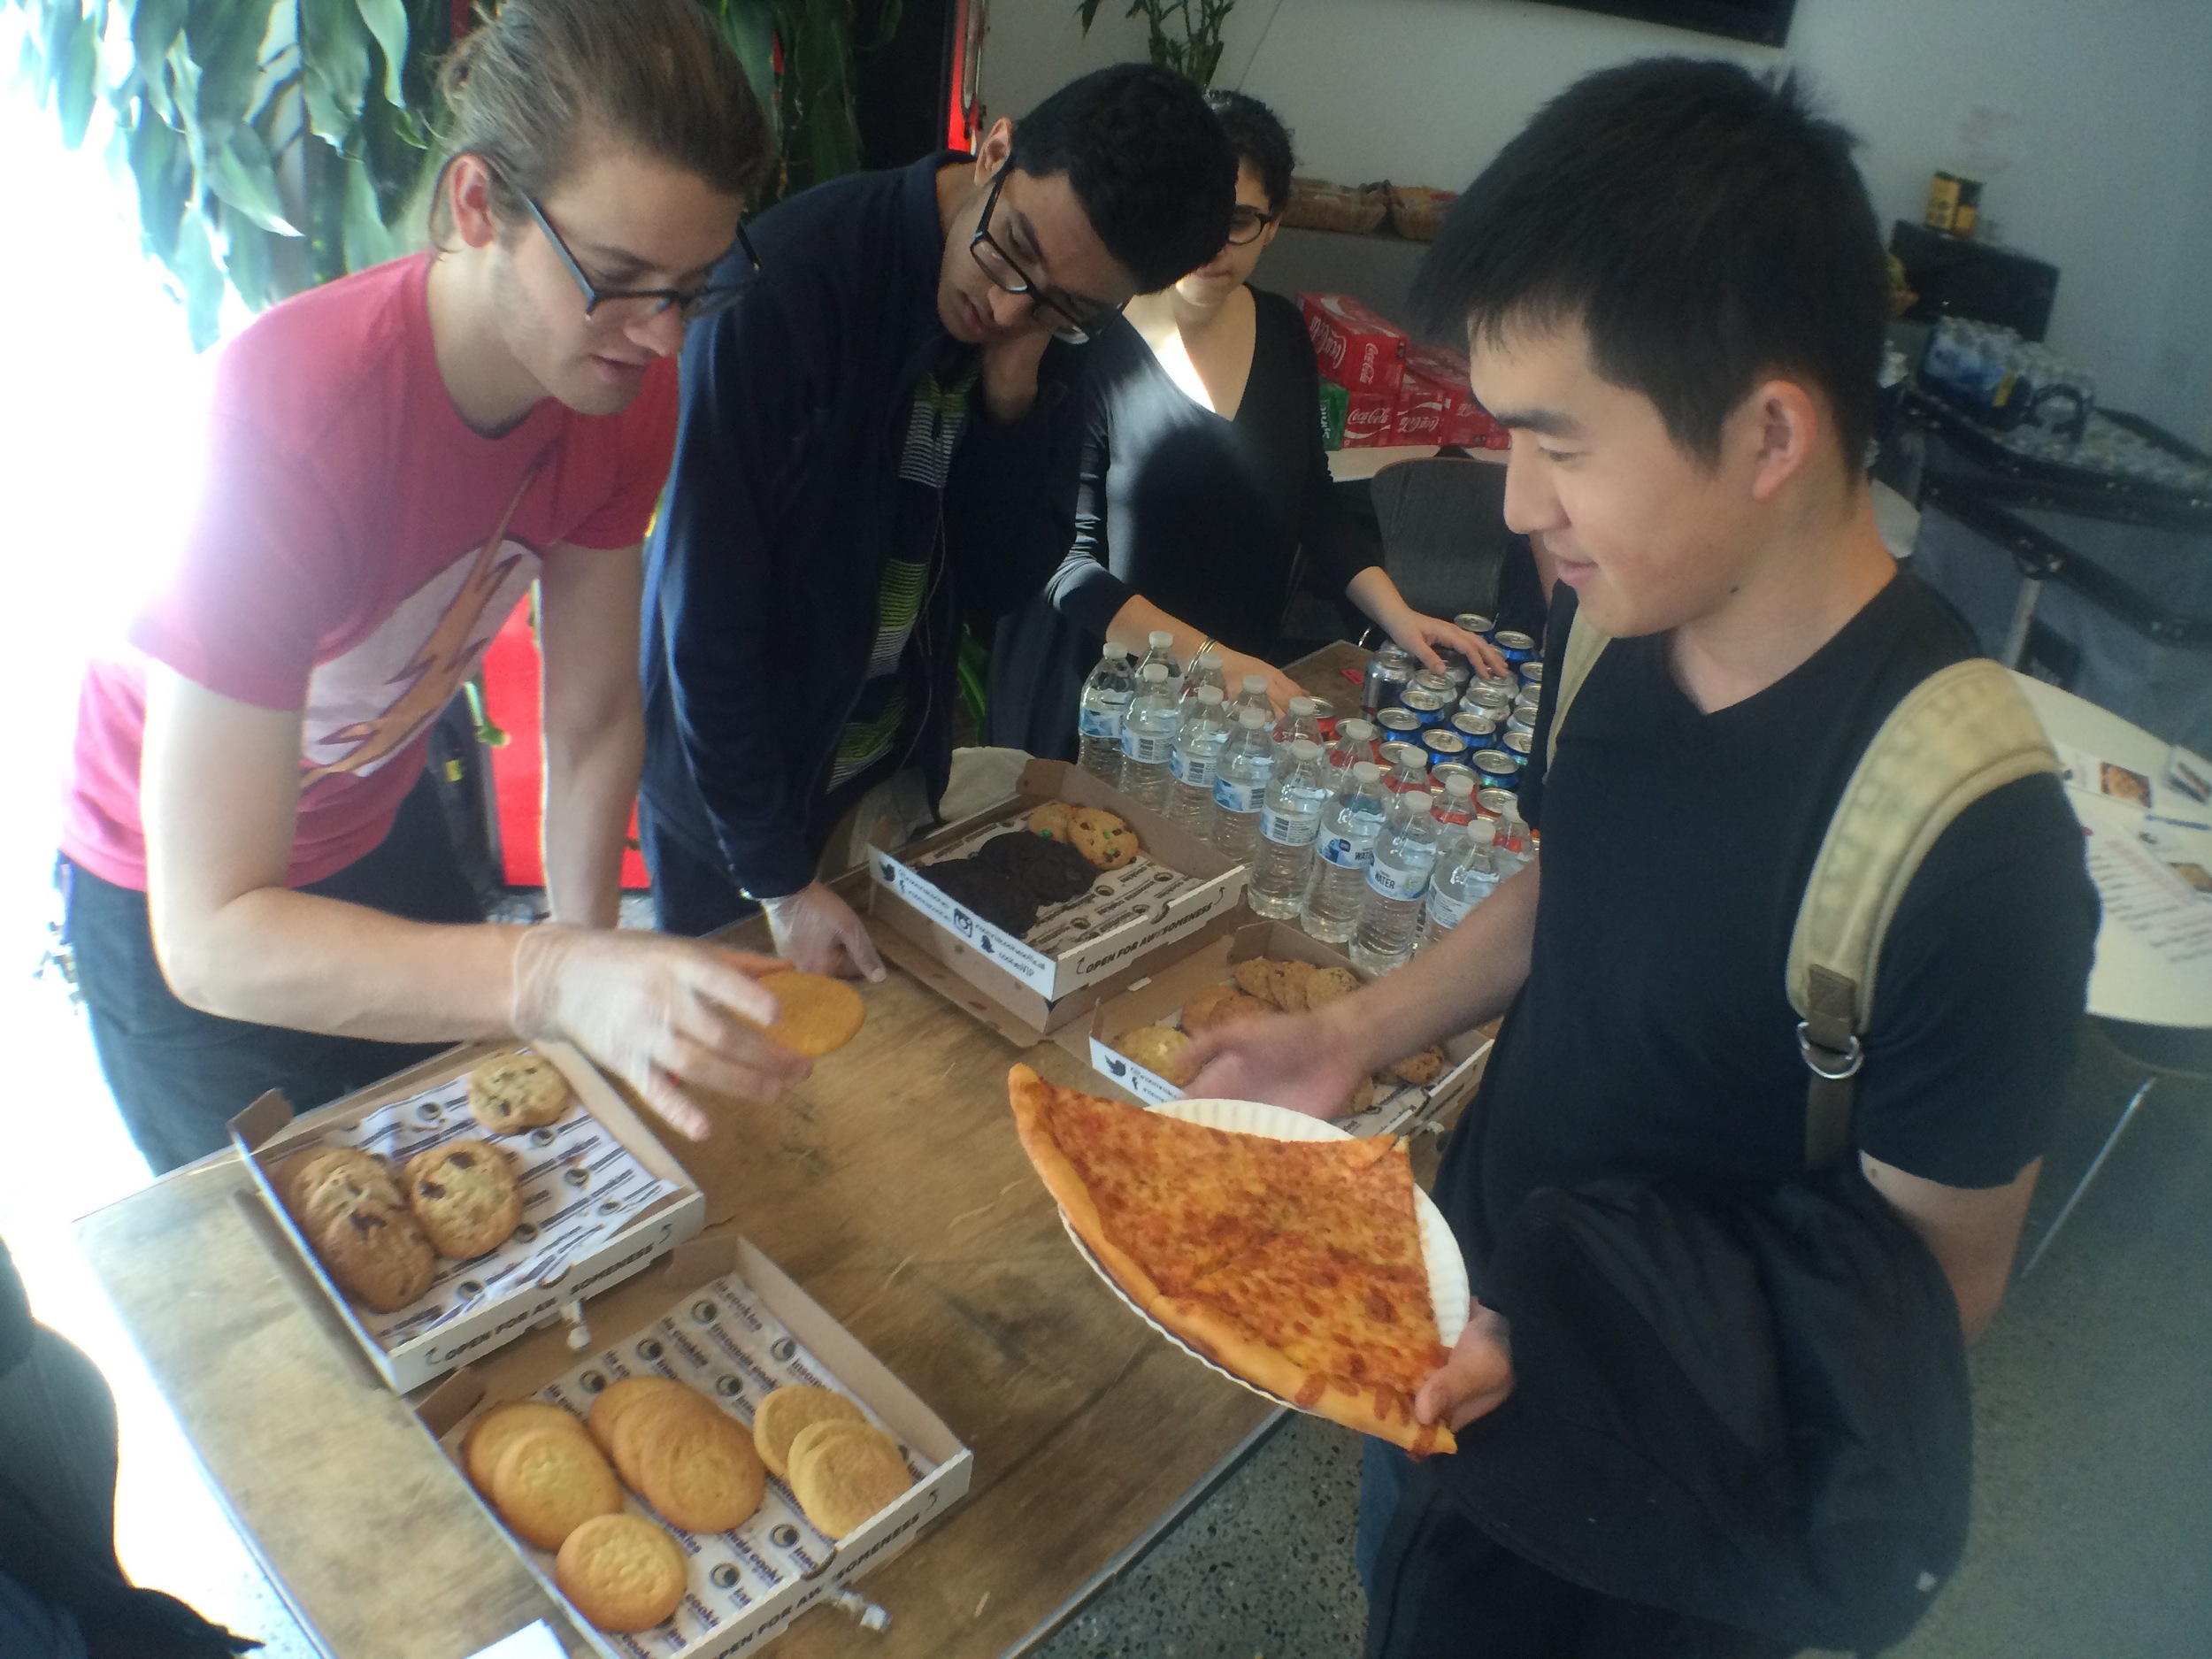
[560,1296,591,1352]
[831,1588,890,1633]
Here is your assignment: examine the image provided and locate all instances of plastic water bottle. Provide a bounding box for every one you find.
[1180,649,1226,703]
[1210,708,1275,864]
[1231,673,1273,726]
[1118,662,1180,810]
[1273,695,1321,752]
[1491,798,1532,882]
[1380,742,1431,797]
[1077,644,1134,786]
[1420,791,1496,951]
[1166,684,1229,837]
[1352,784,1445,973]
[1136,629,1180,685]
[1247,740,1331,920]
[1326,718,1378,774]
[1302,761,1387,944]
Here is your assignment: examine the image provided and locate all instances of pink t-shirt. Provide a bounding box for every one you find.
[63,254,676,890]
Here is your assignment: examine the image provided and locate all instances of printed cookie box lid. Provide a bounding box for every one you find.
[419,1233,972,1659]
[1073,921,1493,1138]
[230,1040,706,1394]
[868,757,1248,1001]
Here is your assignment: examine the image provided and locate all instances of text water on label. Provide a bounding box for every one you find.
[1319,835,1372,869]
[1367,858,1429,901]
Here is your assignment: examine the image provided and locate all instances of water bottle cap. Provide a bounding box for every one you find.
[1340,718,1375,741]
[1101,642,1125,661]
[1352,761,1383,783]
[1445,773,1474,797]
[1289,696,1316,715]
[1239,709,1266,727]
[1472,818,1497,841]
[1242,675,1268,694]
[1195,684,1224,703]
[1289,740,1322,762]
[1141,662,1169,682]
[1195,650,1222,668]
[1149,631,1173,649]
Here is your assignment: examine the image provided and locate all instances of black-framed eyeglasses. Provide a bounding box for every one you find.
[967,166,1122,344]
[1226,205,1280,246]
[518,187,762,324]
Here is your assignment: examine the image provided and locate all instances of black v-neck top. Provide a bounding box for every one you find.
[1047,285,1378,657]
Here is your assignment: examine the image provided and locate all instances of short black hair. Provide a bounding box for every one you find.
[1411,58,1888,472]
[1205,88,1294,213]
[1010,64,1236,293]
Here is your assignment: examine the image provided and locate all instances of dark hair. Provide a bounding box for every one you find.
[434,0,773,235]
[1411,58,1887,472]
[1009,64,1236,292]
[1204,89,1294,213]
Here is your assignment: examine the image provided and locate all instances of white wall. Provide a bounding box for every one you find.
[980,0,2212,430]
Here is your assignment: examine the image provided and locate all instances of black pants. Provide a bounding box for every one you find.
[65,773,484,1176]
[634,794,755,939]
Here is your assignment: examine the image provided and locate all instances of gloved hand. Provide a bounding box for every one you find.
[510,925,811,1139]
[759,882,887,982]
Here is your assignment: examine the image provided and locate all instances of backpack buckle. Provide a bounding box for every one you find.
[1797,1022,1863,1080]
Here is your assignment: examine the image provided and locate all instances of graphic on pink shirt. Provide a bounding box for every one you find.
[302,464,543,786]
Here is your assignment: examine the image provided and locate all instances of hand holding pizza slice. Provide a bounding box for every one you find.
[1007,1064,1459,1456]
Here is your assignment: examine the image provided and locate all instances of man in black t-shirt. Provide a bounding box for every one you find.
[1184,59,2098,1656]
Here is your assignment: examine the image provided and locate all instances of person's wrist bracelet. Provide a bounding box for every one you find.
[1194,635,1217,664]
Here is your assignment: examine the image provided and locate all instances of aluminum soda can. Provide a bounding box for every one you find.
[1505,714,1535,739]
[1418,726,1468,764]
[1448,710,1496,749]
[1472,668,1519,698]
[1400,681,1452,727]
[1463,686,1512,718]
[1493,629,1539,666]
[1453,612,1497,641]
[1442,658,1472,691]
[1502,728,1533,767]
[1475,786,1518,819]
[1362,644,1418,716]
[1432,763,1479,799]
[1376,706,1423,745]
[1519,660,1545,691]
[1472,749,1521,790]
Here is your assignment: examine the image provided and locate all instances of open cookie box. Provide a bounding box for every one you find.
[1063,922,1493,1138]
[419,1233,972,1659]
[230,1041,705,1394]
[867,757,1249,1043]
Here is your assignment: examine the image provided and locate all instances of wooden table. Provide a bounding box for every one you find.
[73,649,1385,1659]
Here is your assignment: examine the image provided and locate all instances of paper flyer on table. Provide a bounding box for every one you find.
[2084,823,2212,970]
[2053,740,2157,811]
[295,1064,680,1348]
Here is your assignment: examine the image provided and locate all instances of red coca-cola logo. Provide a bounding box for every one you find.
[1396,404,1443,440]
[1309,319,1346,371]
[1347,402,1394,433]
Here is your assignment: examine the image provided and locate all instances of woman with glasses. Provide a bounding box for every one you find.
[58,0,810,1174]
[992,92,1502,757]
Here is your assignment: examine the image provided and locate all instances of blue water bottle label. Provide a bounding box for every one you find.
[1123,729,1173,764]
[1319,831,1371,868]
[1079,705,1124,740]
[1425,888,1475,931]
[1367,856,1429,901]
[1260,808,1319,847]
[1170,749,1216,787]
[1214,777,1264,814]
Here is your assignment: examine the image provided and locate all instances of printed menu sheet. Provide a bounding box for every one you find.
[296,1064,680,1348]
[2084,822,2212,971]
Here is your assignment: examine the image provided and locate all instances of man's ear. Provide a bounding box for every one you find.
[973,117,1016,183]
[1744,376,1824,503]
[447,154,500,252]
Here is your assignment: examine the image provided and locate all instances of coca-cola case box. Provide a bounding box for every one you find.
[1301,292,1409,398]
[1341,388,1399,449]
[1399,345,1508,450]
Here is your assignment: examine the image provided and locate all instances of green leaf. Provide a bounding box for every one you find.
[298,0,369,142]
[708,0,777,115]
[353,0,406,106]
[129,0,188,80]
[342,151,403,269]
[128,106,193,257]
[206,122,299,234]
[57,11,99,147]
[185,0,273,146]
[221,209,280,309]
[168,206,227,349]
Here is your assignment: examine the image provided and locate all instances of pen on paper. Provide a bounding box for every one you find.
[2146,813,2212,832]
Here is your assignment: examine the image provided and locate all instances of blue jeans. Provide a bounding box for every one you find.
[1356,1437,1414,1593]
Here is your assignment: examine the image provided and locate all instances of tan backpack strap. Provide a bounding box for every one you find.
[1544,611,1613,768]
[1787,658,2061,1169]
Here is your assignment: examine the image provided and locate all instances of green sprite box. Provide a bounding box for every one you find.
[1317,378,1349,451]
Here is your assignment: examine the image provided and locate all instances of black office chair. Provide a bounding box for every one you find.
[1370,458,1517,620]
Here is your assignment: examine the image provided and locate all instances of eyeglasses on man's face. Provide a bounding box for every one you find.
[1225,204,1280,247]
[513,179,762,324]
[967,166,1123,344]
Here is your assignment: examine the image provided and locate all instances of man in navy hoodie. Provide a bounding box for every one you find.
[641,65,1235,974]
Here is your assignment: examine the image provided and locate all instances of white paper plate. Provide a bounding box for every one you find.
[1055,1096,1470,1413]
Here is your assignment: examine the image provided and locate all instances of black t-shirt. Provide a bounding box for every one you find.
[1435,571,2101,1273]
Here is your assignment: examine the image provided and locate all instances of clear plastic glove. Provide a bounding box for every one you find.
[760,881,887,982]
[1217,649,1308,720]
[510,925,810,1140]
[1179,1010,1367,1120]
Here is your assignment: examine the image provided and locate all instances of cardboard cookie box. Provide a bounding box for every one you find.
[868,757,1248,1043]
[419,1233,972,1659]
[1068,922,1492,1139]
[232,1041,705,1393]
